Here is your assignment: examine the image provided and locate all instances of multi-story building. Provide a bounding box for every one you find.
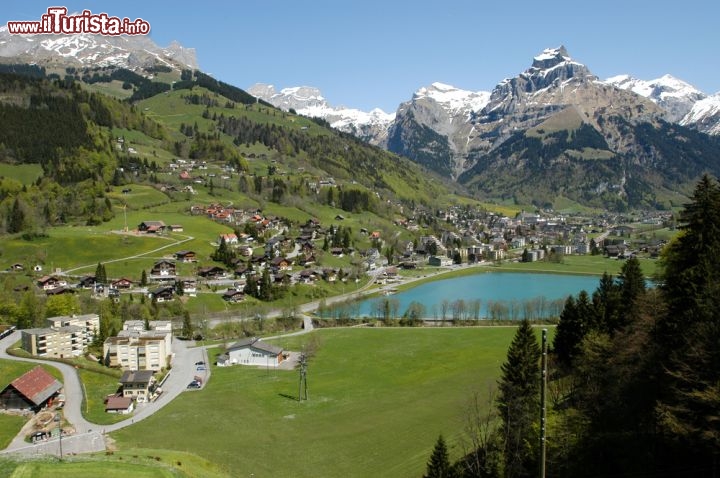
[21,314,99,358]
[103,321,172,371]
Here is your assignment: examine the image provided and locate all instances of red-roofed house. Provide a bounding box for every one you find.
[0,366,63,411]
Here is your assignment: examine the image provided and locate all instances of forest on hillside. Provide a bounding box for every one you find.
[425,175,720,478]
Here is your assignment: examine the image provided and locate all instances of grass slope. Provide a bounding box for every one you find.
[112,327,521,477]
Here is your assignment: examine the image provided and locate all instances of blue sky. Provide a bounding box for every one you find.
[3,1,718,112]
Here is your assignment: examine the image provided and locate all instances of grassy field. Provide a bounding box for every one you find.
[111,327,523,478]
[0,449,230,477]
[0,163,43,185]
[496,254,660,278]
[0,414,26,449]
[77,369,127,426]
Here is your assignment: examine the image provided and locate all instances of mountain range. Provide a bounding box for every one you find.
[1,28,719,210]
[0,25,198,71]
[252,46,720,209]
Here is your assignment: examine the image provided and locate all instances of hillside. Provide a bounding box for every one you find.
[0,66,461,236]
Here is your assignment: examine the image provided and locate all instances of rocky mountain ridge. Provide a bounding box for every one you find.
[0,26,198,71]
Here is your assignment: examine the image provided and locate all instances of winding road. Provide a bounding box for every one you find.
[0,315,314,458]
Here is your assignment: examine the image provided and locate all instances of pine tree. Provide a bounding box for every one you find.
[423,434,456,478]
[8,197,25,233]
[181,310,193,339]
[140,269,148,286]
[497,319,541,478]
[592,272,621,333]
[95,262,107,285]
[656,175,720,459]
[553,296,580,367]
[616,256,646,326]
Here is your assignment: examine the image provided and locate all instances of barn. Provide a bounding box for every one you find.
[0,366,63,411]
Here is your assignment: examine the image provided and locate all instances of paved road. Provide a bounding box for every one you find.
[0,315,311,458]
[0,331,207,457]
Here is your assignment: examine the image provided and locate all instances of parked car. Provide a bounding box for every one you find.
[194,361,205,366]
[196,365,206,371]
[187,381,201,389]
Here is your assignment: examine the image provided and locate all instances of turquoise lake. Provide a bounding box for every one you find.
[347,272,603,319]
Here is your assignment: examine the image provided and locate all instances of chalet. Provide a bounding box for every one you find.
[234,264,251,279]
[138,221,166,233]
[37,276,67,291]
[77,275,97,289]
[197,266,226,279]
[0,366,63,411]
[238,245,253,257]
[298,269,318,284]
[218,233,239,245]
[111,278,133,289]
[178,170,192,181]
[297,253,316,267]
[148,285,175,302]
[322,268,338,283]
[150,260,176,277]
[119,370,156,402]
[216,337,285,367]
[270,256,291,272]
[222,289,245,303]
[330,247,344,257]
[175,250,197,263]
[604,244,627,258]
[177,278,197,296]
[168,224,184,232]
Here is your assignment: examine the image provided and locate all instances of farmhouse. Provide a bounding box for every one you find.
[216,337,285,367]
[138,221,166,233]
[0,366,62,411]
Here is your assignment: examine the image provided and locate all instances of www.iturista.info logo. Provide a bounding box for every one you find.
[6,7,150,35]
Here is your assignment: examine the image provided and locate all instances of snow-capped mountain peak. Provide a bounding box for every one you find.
[604,73,706,121]
[0,28,198,70]
[412,82,491,116]
[247,83,394,145]
[680,93,720,135]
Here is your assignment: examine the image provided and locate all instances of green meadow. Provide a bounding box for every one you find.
[1,449,230,477]
[112,327,524,478]
[0,163,44,185]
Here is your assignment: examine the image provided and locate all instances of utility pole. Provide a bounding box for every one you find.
[540,328,548,478]
[298,352,308,402]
